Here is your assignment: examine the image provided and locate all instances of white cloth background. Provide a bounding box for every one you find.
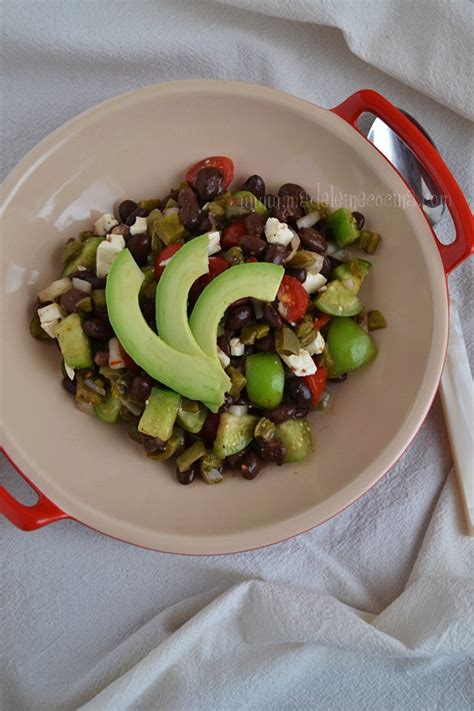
[1,1,473,709]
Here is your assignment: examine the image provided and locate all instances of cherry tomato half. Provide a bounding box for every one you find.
[118,342,140,374]
[221,220,247,250]
[186,156,234,190]
[154,244,182,280]
[277,275,309,323]
[313,314,331,331]
[190,256,229,301]
[305,367,328,406]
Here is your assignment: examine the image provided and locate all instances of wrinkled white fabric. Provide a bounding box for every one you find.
[1,1,473,709]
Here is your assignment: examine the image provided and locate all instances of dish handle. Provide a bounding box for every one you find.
[0,449,69,530]
[332,90,473,274]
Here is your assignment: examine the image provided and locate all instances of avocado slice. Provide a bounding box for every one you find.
[156,235,216,358]
[275,419,313,463]
[189,263,284,365]
[106,249,227,410]
[213,412,258,459]
[313,279,363,317]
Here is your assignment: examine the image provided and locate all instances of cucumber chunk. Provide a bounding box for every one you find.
[213,412,258,459]
[275,419,313,463]
[55,313,93,369]
[314,279,363,317]
[138,386,181,441]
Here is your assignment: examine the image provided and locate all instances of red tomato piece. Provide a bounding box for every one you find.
[221,220,247,250]
[118,342,141,374]
[246,257,258,263]
[277,275,309,323]
[313,314,331,331]
[154,244,182,280]
[305,367,328,406]
[186,156,234,190]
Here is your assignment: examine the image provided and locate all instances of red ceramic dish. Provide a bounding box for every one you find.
[1,82,472,553]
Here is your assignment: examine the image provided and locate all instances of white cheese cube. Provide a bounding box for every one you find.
[230,337,245,356]
[129,216,148,235]
[306,331,325,355]
[264,217,294,247]
[217,347,230,369]
[94,213,118,236]
[37,303,66,338]
[72,277,92,293]
[280,348,317,377]
[302,272,327,294]
[207,231,221,255]
[96,234,125,278]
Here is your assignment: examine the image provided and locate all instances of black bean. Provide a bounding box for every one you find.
[295,407,310,418]
[226,303,253,330]
[286,378,313,407]
[176,461,198,485]
[128,233,151,265]
[298,227,328,254]
[242,174,266,199]
[244,212,266,236]
[178,186,200,230]
[60,288,88,313]
[255,333,275,352]
[125,207,148,226]
[68,270,106,290]
[118,200,137,223]
[141,434,167,455]
[352,211,365,230]
[200,412,220,448]
[320,256,333,278]
[315,218,333,240]
[225,449,248,469]
[193,213,212,235]
[62,376,77,395]
[329,373,348,383]
[272,195,303,224]
[257,438,286,465]
[82,317,114,340]
[239,451,262,479]
[277,183,309,203]
[131,374,153,403]
[194,167,224,202]
[264,244,287,265]
[263,302,283,330]
[286,267,307,283]
[240,234,266,256]
[263,402,296,423]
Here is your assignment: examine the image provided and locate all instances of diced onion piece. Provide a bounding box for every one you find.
[251,299,264,320]
[229,337,245,356]
[64,363,75,380]
[72,277,92,293]
[120,399,143,416]
[207,231,221,255]
[283,232,301,263]
[108,337,126,369]
[83,378,106,396]
[229,404,248,416]
[202,468,224,484]
[217,347,230,369]
[332,248,350,262]
[296,210,320,229]
[326,242,337,256]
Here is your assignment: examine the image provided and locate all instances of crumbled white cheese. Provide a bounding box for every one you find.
[305,331,326,355]
[38,277,72,303]
[296,210,320,230]
[94,213,118,236]
[302,271,327,294]
[217,347,230,369]
[230,337,245,356]
[207,231,221,255]
[280,348,317,377]
[129,216,148,235]
[96,234,126,277]
[108,337,126,370]
[64,363,75,380]
[264,217,294,247]
[72,277,92,293]
[37,303,66,338]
